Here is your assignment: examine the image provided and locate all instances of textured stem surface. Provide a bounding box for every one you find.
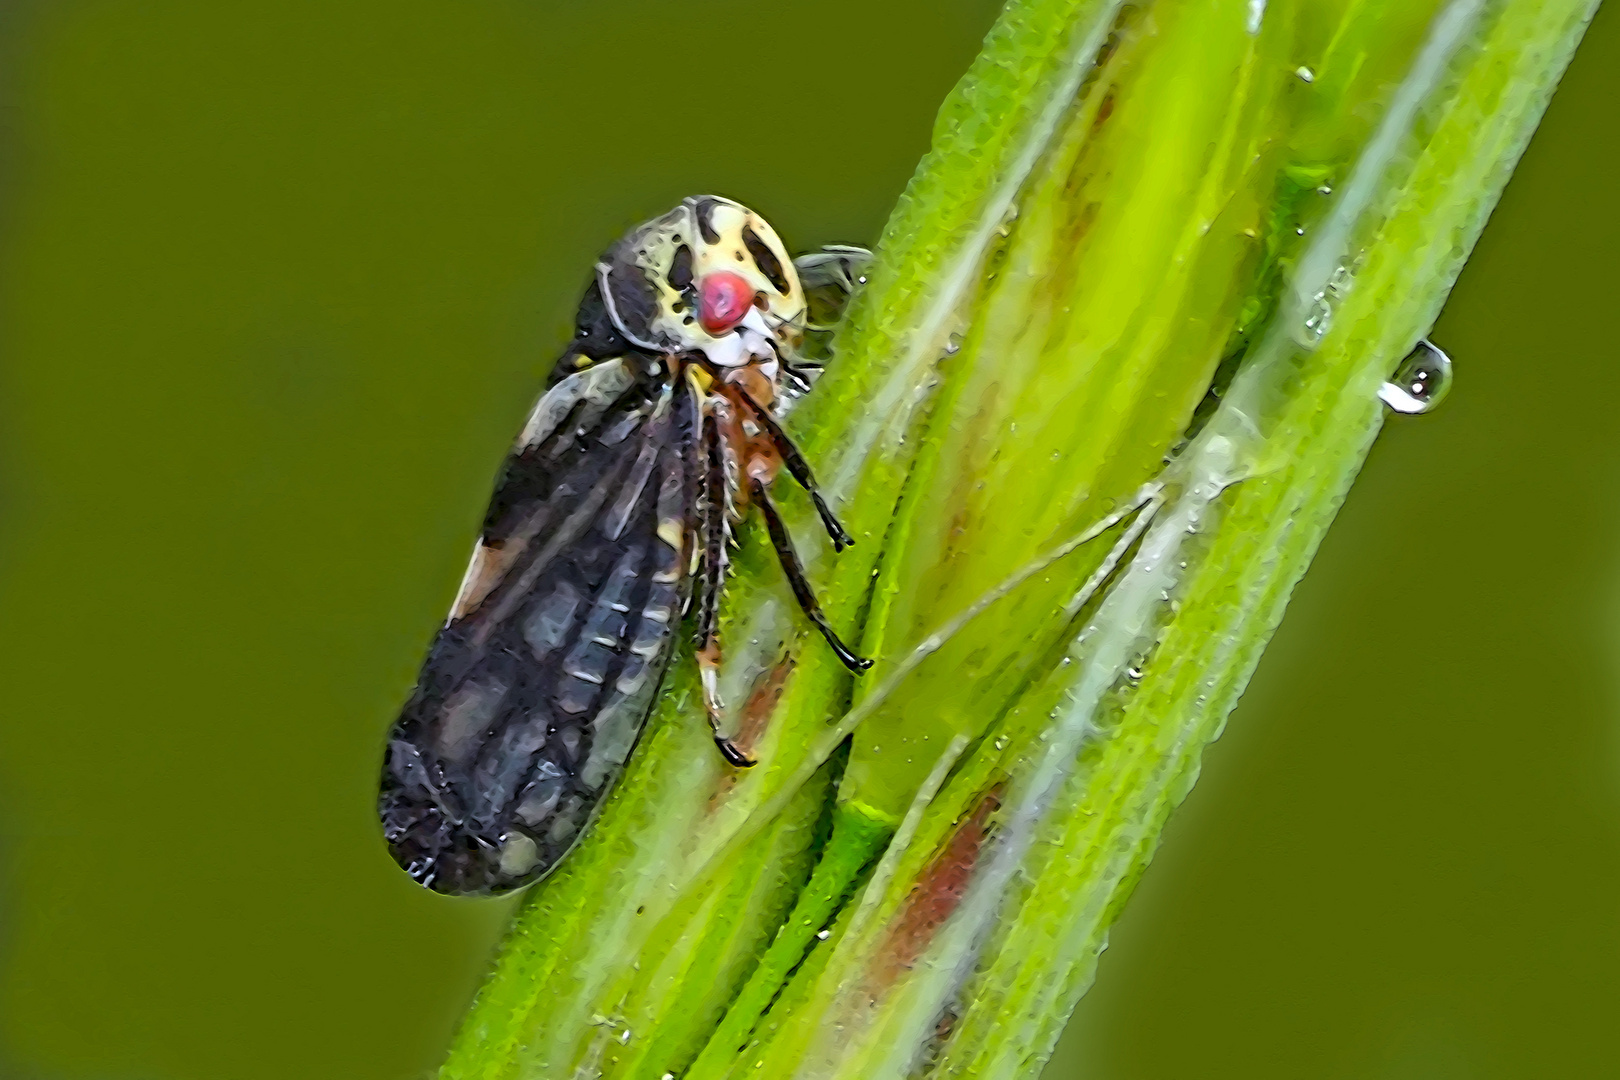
[441,2,1598,1077]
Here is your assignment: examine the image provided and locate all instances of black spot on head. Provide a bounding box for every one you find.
[743,228,790,294]
[693,198,721,244]
[666,244,694,293]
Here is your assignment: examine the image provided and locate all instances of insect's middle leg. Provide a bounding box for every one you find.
[751,478,872,673]
[736,388,853,552]
[696,407,755,769]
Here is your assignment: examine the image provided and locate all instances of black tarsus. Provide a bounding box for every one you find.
[752,478,872,673]
[714,736,756,769]
[735,388,854,552]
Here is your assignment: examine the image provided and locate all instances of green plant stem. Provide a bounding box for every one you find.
[682,806,891,1080]
[439,2,1598,1077]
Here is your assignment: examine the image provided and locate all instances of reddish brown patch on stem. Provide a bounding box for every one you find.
[1091,87,1116,132]
[868,784,1004,990]
[709,651,795,803]
[736,651,795,750]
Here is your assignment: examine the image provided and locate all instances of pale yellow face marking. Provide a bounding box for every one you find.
[631,197,806,358]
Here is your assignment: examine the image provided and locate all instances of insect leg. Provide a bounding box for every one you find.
[696,407,756,769]
[751,477,872,673]
[736,389,853,551]
[695,411,727,653]
[780,361,820,395]
[698,645,755,768]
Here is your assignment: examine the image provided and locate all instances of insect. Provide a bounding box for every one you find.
[378,196,871,895]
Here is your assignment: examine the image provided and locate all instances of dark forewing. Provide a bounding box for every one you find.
[380,356,696,895]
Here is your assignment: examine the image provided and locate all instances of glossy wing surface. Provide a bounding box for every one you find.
[380,357,697,894]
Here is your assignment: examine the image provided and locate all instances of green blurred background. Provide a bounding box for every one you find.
[0,2,1613,1078]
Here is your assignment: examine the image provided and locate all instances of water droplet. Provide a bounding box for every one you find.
[994,735,1008,751]
[1300,267,1353,346]
[1301,291,1332,341]
[1379,339,1452,414]
[944,333,962,355]
[1295,66,1315,83]
[817,929,831,940]
[1126,665,1143,681]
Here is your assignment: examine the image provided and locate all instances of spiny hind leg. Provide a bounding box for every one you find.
[695,402,756,769]
[697,638,754,768]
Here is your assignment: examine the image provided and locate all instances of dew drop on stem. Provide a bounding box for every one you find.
[1379,339,1453,414]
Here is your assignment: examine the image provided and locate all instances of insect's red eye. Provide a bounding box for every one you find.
[699,272,754,335]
